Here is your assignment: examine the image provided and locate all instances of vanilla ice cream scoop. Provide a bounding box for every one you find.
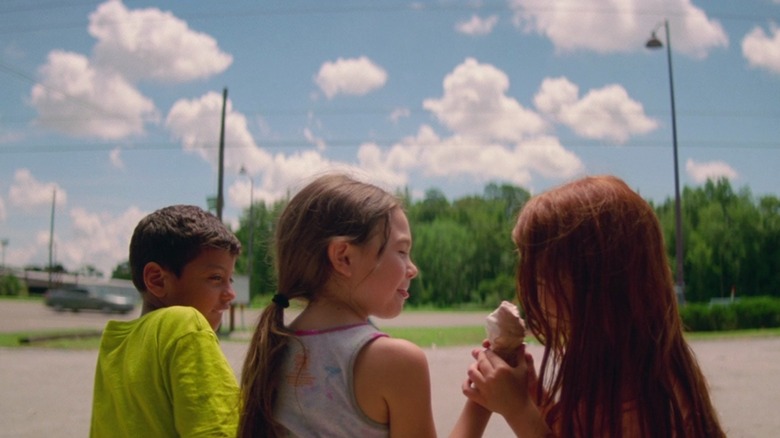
[485,301,526,364]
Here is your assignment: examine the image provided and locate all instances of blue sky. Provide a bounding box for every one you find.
[1,0,779,276]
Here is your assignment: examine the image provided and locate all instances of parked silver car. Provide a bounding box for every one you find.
[44,285,136,314]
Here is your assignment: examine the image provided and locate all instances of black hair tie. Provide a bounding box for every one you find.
[272,294,290,309]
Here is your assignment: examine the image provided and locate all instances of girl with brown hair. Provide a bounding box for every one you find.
[237,173,436,437]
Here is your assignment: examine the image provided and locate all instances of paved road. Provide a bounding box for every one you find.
[1,300,778,437]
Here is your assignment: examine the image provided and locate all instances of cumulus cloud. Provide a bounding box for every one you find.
[423,58,547,142]
[350,60,585,189]
[315,56,388,98]
[30,50,159,139]
[0,197,6,221]
[534,77,657,144]
[8,169,67,211]
[166,93,360,206]
[165,91,272,175]
[29,1,230,141]
[89,0,232,82]
[742,24,780,75]
[356,125,583,189]
[686,159,738,184]
[509,0,728,57]
[357,142,412,189]
[455,15,499,36]
[60,206,146,275]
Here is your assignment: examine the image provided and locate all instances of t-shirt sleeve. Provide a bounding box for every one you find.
[168,329,239,437]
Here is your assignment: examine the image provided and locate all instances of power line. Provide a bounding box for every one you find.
[1,138,777,155]
[0,2,777,35]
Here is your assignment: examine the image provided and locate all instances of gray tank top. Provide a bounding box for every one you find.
[275,322,390,437]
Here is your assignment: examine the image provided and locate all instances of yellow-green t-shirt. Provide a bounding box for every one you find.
[90,306,239,437]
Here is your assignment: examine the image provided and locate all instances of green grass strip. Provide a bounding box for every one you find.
[0,329,102,349]
[3,326,779,350]
[381,326,487,348]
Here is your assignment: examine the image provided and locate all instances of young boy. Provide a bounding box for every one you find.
[90,205,241,437]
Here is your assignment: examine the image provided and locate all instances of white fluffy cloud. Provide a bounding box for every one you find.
[509,0,728,57]
[0,197,6,222]
[423,58,547,142]
[686,159,738,184]
[89,0,233,82]
[165,91,272,175]
[356,125,583,189]
[742,24,780,75]
[30,50,159,139]
[166,93,359,206]
[30,1,231,141]
[350,59,589,190]
[61,206,146,275]
[455,15,499,36]
[315,56,388,98]
[356,142,412,189]
[534,77,657,144]
[8,169,67,211]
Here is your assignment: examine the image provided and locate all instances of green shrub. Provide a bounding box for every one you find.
[680,296,780,331]
[708,303,738,331]
[732,297,780,328]
[0,275,28,297]
[680,303,713,331]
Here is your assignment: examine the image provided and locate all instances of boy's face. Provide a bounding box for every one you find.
[161,247,237,330]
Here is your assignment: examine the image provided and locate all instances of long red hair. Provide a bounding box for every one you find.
[513,175,724,437]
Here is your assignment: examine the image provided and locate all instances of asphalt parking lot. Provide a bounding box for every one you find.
[1,300,778,437]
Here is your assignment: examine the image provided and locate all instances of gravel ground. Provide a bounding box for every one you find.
[1,300,778,437]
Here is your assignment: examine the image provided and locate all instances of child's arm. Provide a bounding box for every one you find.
[463,348,553,438]
[170,330,239,437]
[448,399,491,438]
[354,336,437,438]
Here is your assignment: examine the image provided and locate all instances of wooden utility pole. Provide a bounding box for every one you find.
[216,87,236,333]
[217,87,227,220]
[48,188,56,289]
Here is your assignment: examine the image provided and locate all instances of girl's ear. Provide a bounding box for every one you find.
[143,262,168,298]
[328,238,353,278]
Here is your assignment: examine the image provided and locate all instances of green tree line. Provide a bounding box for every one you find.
[230,178,780,307]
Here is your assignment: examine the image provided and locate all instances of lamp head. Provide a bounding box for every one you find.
[646,32,663,49]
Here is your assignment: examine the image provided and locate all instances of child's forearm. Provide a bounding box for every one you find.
[449,400,491,438]
[503,403,553,438]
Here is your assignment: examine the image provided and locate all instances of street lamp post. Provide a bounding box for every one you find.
[647,19,685,304]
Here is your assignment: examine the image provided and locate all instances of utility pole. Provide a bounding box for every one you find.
[0,239,8,270]
[48,188,56,289]
[217,87,227,220]
[216,87,235,333]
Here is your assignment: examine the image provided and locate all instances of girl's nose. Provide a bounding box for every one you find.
[407,261,419,279]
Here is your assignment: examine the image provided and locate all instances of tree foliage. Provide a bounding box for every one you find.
[222,178,780,307]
